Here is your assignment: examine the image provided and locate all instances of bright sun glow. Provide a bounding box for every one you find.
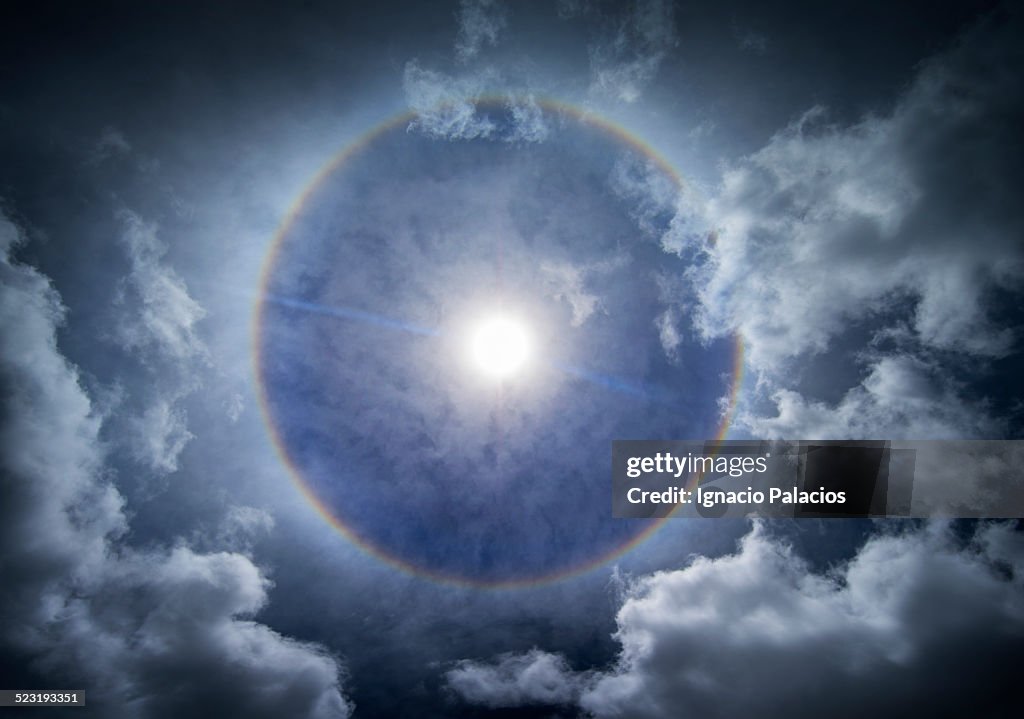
[470,316,531,379]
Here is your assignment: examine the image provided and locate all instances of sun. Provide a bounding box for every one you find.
[469,316,531,379]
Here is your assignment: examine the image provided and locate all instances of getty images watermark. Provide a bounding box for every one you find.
[612,440,1024,519]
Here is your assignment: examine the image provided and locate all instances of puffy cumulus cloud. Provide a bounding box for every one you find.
[739,354,1006,440]
[56,547,350,719]
[0,215,352,718]
[446,649,585,708]
[587,0,678,103]
[0,215,126,631]
[449,522,1024,719]
[691,12,1024,372]
[454,0,507,64]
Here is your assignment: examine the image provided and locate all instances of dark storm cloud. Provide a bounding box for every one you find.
[448,521,1024,718]
[0,215,352,717]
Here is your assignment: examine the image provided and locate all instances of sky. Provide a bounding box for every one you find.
[1,1,1023,717]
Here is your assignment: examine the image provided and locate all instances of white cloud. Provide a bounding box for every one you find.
[739,354,1005,440]
[403,62,498,141]
[402,63,551,144]
[541,262,602,327]
[654,307,682,361]
[597,12,1024,439]
[215,505,276,553]
[126,398,194,474]
[541,255,629,328]
[446,649,584,708]
[111,208,209,475]
[0,215,353,718]
[449,522,1024,719]
[609,153,710,253]
[691,15,1024,373]
[455,0,508,64]
[114,208,207,362]
[505,93,550,143]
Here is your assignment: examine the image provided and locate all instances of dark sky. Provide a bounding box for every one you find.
[2,2,1023,718]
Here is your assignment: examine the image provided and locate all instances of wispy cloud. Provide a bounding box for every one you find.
[587,0,678,103]
[403,61,498,140]
[114,208,207,363]
[455,0,508,64]
[110,208,209,475]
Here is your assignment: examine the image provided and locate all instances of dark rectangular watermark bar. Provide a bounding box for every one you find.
[0,690,85,706]
[612,440,1024,518]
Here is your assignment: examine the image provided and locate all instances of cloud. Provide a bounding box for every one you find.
[57,547,351,719]
[214,505,276,553]
[0,214,125,630]
[654,307,682,361]
[541,262,602,327]
[403,61,498,140]
[126,398,194,474]
[111,208,209,475]
[609,152,709,254]
[455,0,508,64]
[739,354,1006,440]
[402,63,550,144]
[0,215,353,718]
[449,522,1024,719]
[690,12,1024,373]
[592,9,1024,438]
[446,649,584,708]
[587,0,678,103]
[504,93,550,143]
[114,208,207,363]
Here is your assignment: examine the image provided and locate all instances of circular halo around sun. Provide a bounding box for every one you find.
[256,100,741,586]
[469,315,531,379]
